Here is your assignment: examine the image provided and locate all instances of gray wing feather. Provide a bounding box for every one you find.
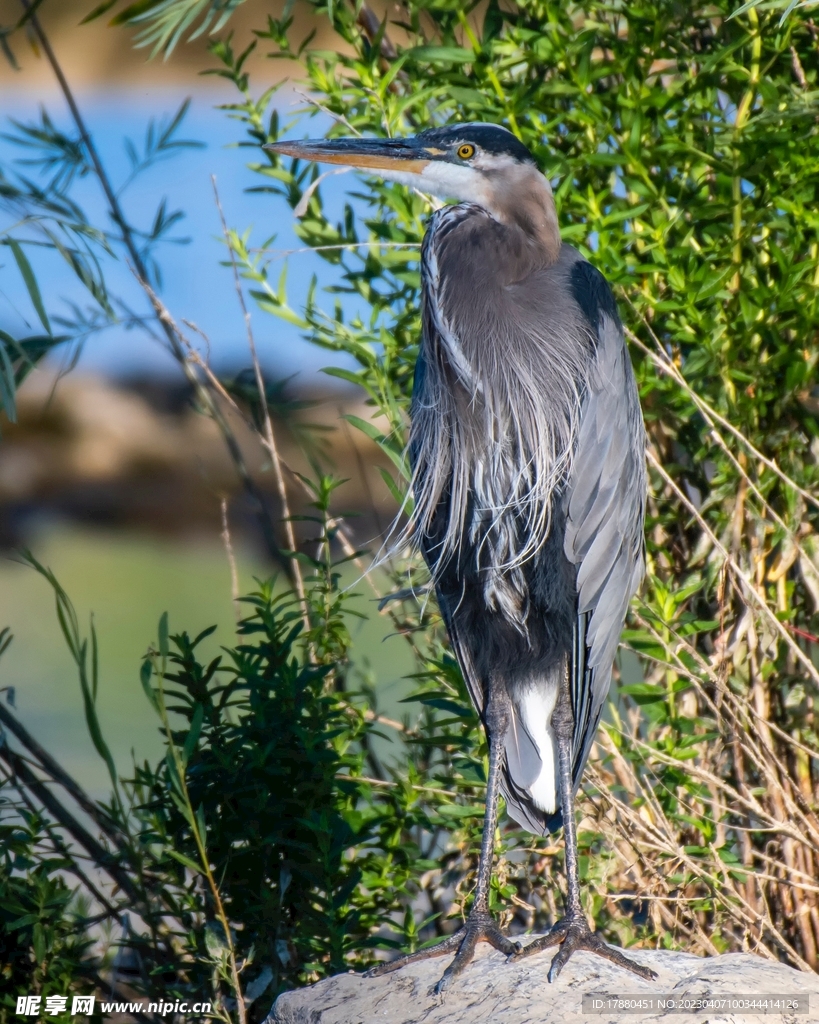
[564,313,646,780]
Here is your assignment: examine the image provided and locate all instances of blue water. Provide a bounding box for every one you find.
[0,85,367,384]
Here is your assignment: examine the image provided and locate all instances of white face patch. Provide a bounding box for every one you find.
[375,161,487,204]
[377,152,521,206]
[417,161,493,204]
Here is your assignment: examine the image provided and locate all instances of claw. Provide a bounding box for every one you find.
[511,911,656,983]
[364,906,518,991]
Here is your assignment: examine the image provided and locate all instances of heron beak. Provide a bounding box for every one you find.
[264,136,434,173]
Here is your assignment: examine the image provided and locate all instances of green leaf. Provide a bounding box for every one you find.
[618,683,668,705]
[322,366,367,388]
[377,466,406,506]
[80,0,120,22]
[20,550,119,790]
[195,803,207,844]
[109,0,165,26]
[416,697,471,717]
[140,658,160,713]
[32,922,45,963]
[6,240,50,335]
[168,848,203,874]
[158,611,169,660]
[0,337,17,422]
[165,749,186,800]
[345,415,409,479]
[435,804,485,818]
[406,45,474,63]
[183,703,204,764]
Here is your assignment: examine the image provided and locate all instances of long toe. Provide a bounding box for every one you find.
[434,928,479,996]
[365,906,518,991]
[508,918,568,961]
[364,932,461,979]
[482,919,522,959]
[511,914,656,983]
[580,932,657,982]
[546,925,656,983]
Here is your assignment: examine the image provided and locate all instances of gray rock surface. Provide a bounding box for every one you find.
[267,939,819,1024]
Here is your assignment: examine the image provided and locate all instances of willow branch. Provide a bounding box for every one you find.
[18,0,284,569]
[211,177,308,626]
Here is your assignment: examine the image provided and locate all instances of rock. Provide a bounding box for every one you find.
[266,940,819,1024]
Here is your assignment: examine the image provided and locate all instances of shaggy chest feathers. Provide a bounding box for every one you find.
[410,202,597,631]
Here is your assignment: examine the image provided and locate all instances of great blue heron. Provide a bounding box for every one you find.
[267,124,654,990]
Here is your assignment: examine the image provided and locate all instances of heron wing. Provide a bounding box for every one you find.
[563,307,646,788]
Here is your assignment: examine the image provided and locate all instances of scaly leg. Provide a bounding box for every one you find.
[511,674,656,983]
[366,683,521,994]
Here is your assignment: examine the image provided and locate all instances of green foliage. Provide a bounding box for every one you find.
[0,94,200,406]
[0,566,456,1019]
[0,810,97,1023]
[84,0,250,58]
[137,586,395,983]
[4,0,819,1017]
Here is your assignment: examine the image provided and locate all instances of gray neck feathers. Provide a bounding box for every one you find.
[408,213,594,607]
[482,163,561,266]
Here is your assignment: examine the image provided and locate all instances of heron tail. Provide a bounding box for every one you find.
[500,670,564,837]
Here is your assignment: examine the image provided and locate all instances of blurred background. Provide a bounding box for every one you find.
[0,0,410,796]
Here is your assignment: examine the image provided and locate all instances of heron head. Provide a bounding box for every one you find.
[266,123,558,254]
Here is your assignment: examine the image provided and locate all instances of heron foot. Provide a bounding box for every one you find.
[509,910,656,983]
[364,905,521,995]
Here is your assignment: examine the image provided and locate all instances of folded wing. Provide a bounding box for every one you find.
[562,309,647,798]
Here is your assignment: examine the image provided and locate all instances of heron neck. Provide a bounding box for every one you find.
[484,165,561,267]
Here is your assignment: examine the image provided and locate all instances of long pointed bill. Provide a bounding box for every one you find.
[264,136,436,174]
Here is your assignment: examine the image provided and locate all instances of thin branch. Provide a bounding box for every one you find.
[342,773,455,798]
[643,350,819,577]
[363,708,407,733]
[18,0,286,574]
[249,241,420,259]
[648,448,819,691]
[211,177,309,629]
[626,322,819,514]
[0,701,126,850]
[0,741,141,903]
[356,4,400,61]
[294,168,349,218]
[135,268,289,576]
[588,760,811,967]
[292,87,362,136]
[629,609,819,763]
[87,970,154,1024]
[220,497,241,621]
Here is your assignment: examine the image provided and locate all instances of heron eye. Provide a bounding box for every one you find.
[457,143,475,160]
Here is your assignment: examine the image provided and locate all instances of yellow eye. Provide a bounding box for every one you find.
[457,143,475,160]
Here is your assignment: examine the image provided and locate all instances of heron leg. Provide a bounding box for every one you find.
[511,677,656,983]
[365,683,521,993]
